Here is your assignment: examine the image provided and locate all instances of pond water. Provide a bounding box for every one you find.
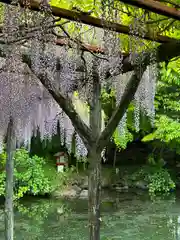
[0,191,180,239]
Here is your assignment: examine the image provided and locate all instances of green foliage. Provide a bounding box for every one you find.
[101,89,116,121]
[0,147,6,166]
[113,128,133,150]
[0,171,5,195]
[148,169,175,195]
[156,62,180,119]
[0,148,54,199]
[51,166,77,190]
[101,89,134,149]
[142,115,180,147]
[132,163,175,195]
[142,61,180,155]
[0,147,77,199]
[14,149,51,198]
[101,89,152,150]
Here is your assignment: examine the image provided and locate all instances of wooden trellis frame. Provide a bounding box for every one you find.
[0,0,179,44]
[0,0,179,56]
[0,0,179,76]
[0,0,178,82]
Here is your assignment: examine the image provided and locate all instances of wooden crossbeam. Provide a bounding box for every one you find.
[119,0,180,20]
[0,0,178,43]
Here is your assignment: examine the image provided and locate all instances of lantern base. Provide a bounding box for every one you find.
[57,165,64,173]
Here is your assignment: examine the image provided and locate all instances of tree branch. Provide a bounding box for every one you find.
[146,17,169,24]
[97,67,146,151]
[89,59,102,145]
[0,44,93,147]
[31,70,93,148]
[98,40,180,150]
[0,39,179,152]
[97,41,180,150]
[57,23,108,61]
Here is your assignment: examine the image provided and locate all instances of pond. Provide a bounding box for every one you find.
[0,191,180,239]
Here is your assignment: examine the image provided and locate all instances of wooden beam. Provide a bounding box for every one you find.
[0,0,178,43]
[155,0,180,9]
[119,0,180,20]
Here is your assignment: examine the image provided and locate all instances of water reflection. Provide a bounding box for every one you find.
[1,193,180,239]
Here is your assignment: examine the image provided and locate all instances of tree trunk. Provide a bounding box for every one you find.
[5,118,15,240]
[88,60,102,240]
[88,150,101,240]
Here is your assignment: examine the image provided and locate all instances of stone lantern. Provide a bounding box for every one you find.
[54,152,68,172]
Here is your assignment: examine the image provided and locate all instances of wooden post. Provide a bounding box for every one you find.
[5,117,15,240]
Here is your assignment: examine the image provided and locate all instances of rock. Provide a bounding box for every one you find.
[112,183,129,192]
[115,186,128,192]
[101,177,111,188]
[72,185,82,193]
[56,188,77,198]
[134,180,148,190]
[79,190,88,199]
[52,185,81,198]
[0,210,4,222]
[176,163,180,168]
[81,176,111,189]
[176,181,180,189]
[81,176,88,189]
[72,181,79,186]
[57,206,64,215]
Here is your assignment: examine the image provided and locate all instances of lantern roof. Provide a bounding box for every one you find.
[54,152,65,157]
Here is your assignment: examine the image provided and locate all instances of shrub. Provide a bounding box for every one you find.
[148,169,175,195]
[131,164,175,195]
[0,148,51,199]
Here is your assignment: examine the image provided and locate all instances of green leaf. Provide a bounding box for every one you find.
[142,133,156,142]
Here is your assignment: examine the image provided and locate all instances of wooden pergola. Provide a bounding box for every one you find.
[0,0,179,140]
[1,1,180,240]
[0,0,179,153]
